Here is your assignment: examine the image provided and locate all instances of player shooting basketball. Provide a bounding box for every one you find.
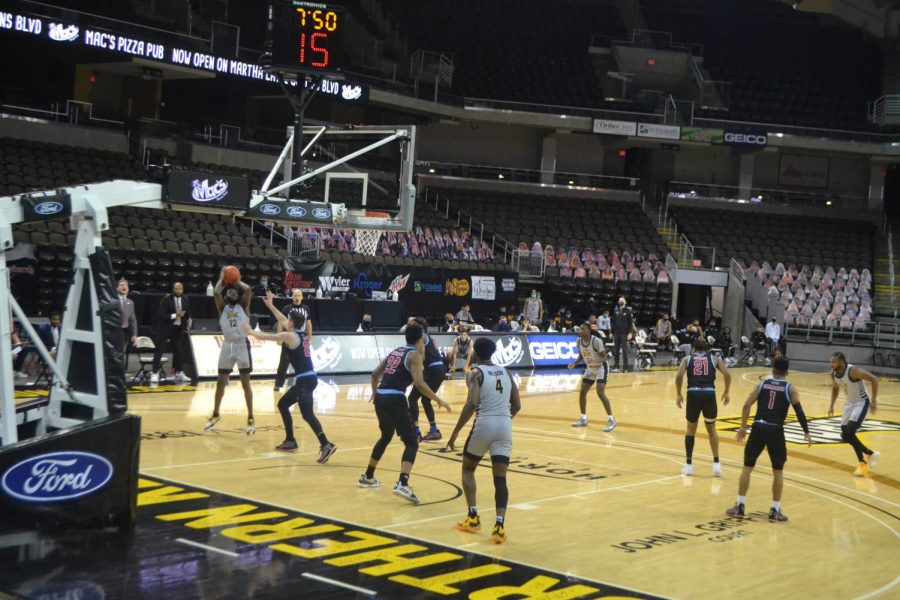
[205,265,256,435]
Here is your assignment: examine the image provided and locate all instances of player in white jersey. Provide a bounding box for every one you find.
[523,289,543,325]
[829,352,880,476]
[568,322,617,431]
[205,270,255,434]
[447,337,521,544]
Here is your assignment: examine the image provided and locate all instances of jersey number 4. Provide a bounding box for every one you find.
[495,378,504,394]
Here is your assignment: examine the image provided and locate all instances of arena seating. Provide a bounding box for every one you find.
[670,206,873,269]
[640,0,881,130]
[746,262,873,330]
[381,0,624,106]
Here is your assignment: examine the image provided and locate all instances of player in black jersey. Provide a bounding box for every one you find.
[245,291,336,463]
[274,288,311,392]
[726,357,811,522]
[359,323,452,504]
[448,329,473,377]
[675,339,731,477]
[407,317,447,441]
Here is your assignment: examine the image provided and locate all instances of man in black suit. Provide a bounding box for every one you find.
[117,278,138,365]
[151,282,192,384]
[14,312,61,379]
[611,297,637,372]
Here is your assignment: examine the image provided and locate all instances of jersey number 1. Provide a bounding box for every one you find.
[768,390,777,409]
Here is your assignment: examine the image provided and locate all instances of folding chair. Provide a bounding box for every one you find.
[635,330,657,370]
[736,336,763,366]
[670,335,688,365]
[130,336,167,385]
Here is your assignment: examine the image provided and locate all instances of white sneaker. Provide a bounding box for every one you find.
[571,416,588,428]
[869,451,880,469]
[15,371,28,379]
[392,481,420,504]
[175,372,189,382]
[712,462,722,477]
[149,373,159,384]
[603,417,618,432]
[681,463,694,476]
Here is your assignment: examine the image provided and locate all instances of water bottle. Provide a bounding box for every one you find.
[391,290,399,302]
[206,281,214,296]
[315,287,323,299]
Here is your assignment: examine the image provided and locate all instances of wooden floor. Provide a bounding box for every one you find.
[7,366,900,598]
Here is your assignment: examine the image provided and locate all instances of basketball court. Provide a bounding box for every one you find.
[8,365,898,598]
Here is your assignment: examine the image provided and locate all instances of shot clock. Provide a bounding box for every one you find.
[265,0,344,74]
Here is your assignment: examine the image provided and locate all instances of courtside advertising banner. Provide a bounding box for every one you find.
[527,334,581,367]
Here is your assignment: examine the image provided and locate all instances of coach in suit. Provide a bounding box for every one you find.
[151,281,193,383]
[117,279,138,362]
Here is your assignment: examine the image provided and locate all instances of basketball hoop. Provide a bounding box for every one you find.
[353,211,389,256]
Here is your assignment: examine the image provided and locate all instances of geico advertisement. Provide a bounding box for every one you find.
[527,334,580,366]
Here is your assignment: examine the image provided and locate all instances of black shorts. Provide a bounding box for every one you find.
[374,392,416,440]
[686,390,717,423]
[411,365,446,398]
[744,422,787,470]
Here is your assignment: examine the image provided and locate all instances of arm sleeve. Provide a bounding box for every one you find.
[793,402,809,435]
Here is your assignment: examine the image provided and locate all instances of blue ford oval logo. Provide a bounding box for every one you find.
[259,203,281,216]
[286,206,307,218]
[1,451,113,503]
[312,208,331,219]
[34,201,63,215]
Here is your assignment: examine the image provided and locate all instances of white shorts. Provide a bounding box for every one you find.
[464,416,512,459]
[218,339,252,372]
[841,399,869,426]
[583,363,609,383]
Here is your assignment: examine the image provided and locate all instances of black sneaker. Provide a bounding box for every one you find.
[275,439,298,452]
[423,430,442,441]
[768,508,788,523]
[317,442,337,464]
[726,503,745,517]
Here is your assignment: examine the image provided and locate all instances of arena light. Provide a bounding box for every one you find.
[498,174,505,179]
[826,200,833,206]
[568,180,575,185]
[428,168,435,174]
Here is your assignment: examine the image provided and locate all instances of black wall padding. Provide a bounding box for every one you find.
[89,248,127,415]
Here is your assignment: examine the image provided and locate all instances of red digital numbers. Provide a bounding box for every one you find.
[296,8,336,69]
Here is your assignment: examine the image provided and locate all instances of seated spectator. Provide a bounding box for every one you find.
[494,314,511,332]
[358,313,375,332]
[657,271,670,284]
[642,269,656,283]
[520,316,540,332]
[840,315,853,330]
[574,266,587,279]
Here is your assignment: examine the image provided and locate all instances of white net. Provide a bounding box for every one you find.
[355,229,383,256]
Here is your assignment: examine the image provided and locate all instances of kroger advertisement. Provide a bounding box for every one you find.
[190,332,583,377]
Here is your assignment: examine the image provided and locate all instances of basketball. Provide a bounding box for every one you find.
[222,265,241,285]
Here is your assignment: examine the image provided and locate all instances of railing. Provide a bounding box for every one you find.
[730,258,744,282]
[870,95,900,126]
[692,116,894,145]
[463,97,665,122]
[665,254,678,280]
[418,161,640,191]
[784,322,877,347]
[1,100,124,128]
[667,181,867,211]
[428,191,514,265]
[590,29,704,57]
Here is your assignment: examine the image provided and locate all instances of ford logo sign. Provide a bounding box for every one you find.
[259,203,281,216]
[34,201,63,215]
[286,206,307,218]
[1,451,114,503]
[311,207,331,219]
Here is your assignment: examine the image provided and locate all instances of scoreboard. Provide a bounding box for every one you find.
[266,0,344,74]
